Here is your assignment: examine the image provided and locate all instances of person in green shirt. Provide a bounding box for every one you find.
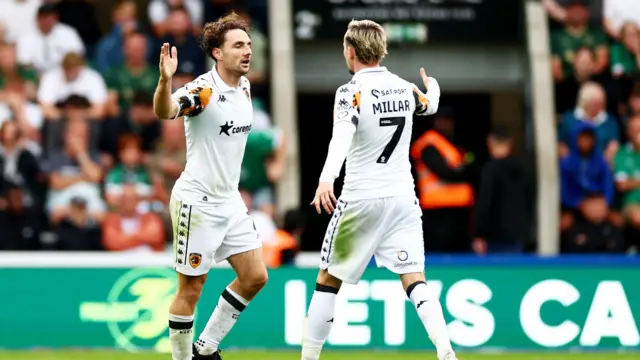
[610,22,640,77]
[239,128,285,218]
[614,116,640,231]
[0,44,38,100]
[105,133,153,209]
[105,33,159,118]
[551,0,609,82]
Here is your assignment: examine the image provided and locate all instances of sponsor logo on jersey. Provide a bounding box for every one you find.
[339,86,350,93]
[371,88,408,99]
[219,121,252,136]
[218,94,227,102]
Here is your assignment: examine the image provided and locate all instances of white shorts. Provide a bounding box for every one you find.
[170,195,261,276]
[320,195,425,284]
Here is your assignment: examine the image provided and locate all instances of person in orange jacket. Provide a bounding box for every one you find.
[410,108,474,253]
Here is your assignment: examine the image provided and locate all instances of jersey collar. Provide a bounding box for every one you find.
[210,64,239,92]
[354,66,387,75]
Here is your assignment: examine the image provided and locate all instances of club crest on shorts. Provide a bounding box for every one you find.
[397,250,408,262]
[189,253,202,268]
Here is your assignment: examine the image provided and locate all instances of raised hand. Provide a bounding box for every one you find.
[419,67,431,90]
[159,43,178,81]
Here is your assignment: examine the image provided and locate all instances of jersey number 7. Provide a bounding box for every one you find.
[376,116,406,164]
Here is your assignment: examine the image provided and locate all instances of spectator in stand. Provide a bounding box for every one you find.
[473,126,529,255]
[102,183,165,252]
[148,0,203,37]
[610,22,640,113]
[42,118,105,225]
[563,193,625,253]
[0,0,41,44]
[0,181,40,250]
[53,195,103,251]
[16,4,85,75]
[0,44,37,101]
[0,44,43,140]
[55,0,103,59]
[551,0,609,113]
[105,134,153,209]
[614,116,640,244]
[161,6,205,76]
[624,83,640,127]
[558,82,620,162]
[105,32,159,118]
[101,91,161,158]
[543,0,603,26]
[94,0,150,75]
[240,128,285,218]
[561,124,614,231]
[603,0,640,38]
[42,95,102,157]
[0,120,45,214]
[37,52,108,121]
[611,22,640,78]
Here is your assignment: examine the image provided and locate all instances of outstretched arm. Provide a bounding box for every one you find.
[153,43,179,119]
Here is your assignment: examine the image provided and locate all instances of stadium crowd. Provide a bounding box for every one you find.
[1,0,637,258]
[0,0,302,262]
[545,0,640,253]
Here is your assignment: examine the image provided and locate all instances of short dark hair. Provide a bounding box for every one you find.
[59,94,91,109]
[489,125,512,142]
[198,12,250,61]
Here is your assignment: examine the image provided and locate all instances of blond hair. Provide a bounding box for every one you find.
[344,19,387,65]
[576,81,605,110]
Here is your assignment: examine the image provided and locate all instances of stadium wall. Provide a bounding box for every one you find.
[0,253,638,352]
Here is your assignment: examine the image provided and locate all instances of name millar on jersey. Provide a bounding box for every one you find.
[373,99,411,115]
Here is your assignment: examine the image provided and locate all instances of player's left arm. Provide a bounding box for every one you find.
[413,67,441,116]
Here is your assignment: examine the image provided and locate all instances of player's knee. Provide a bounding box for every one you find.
[176,276,206,305]
[244,269,268,293]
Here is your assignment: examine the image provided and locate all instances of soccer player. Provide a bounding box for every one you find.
[153,13,267,360]
[302,20,458,360]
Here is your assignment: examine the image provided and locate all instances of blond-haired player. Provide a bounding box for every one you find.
[302,20,458,360]
[154,13,267,360]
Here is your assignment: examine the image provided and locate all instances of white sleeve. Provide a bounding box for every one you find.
[87,71,108,103]
[16,36,32,66]
[37,71,58,104]
[413,78,440,116]
[319,86,359,183]
[65,27,86,55]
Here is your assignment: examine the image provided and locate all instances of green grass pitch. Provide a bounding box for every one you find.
[0,351,638,360]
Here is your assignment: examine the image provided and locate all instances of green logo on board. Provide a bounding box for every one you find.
[79,268,193,352]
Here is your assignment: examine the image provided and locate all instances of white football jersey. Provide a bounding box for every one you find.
[326,67,437,201]
[170,65,253,205]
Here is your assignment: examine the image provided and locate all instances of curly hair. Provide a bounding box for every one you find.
[198,12,250,61]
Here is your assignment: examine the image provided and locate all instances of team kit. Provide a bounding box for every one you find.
[154,13,457,360]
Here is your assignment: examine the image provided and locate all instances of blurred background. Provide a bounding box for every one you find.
[0,0,639,356]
